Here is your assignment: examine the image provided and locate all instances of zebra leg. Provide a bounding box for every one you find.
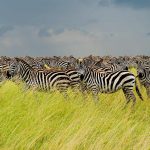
[63,91,69,100]
[22,84,30,92]
[32,85,40,101]
[91,85,99,104]
[59,87,69,100]
[93,92,99,104]
[80,81,87,92]
[135,80,143,101]
[123,88,136,107]
[0,73,7,86]
[80,82,89,101]
[70,84,80,96]
[0,73,3,83]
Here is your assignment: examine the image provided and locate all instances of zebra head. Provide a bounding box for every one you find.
[137,65,150,82]
[76,57,94,68]
[75,58,86,78]
[7,59,19,78]
[110,57,129,70]
[76,58,83,69]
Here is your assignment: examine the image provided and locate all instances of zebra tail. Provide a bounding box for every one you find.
[135,79,144,101]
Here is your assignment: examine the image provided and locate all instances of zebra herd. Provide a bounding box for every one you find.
[0,55,149,106]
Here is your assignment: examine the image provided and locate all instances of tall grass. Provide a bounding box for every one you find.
[0,79,150,150]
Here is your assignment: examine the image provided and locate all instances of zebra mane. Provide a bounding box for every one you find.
[14,57,34,71]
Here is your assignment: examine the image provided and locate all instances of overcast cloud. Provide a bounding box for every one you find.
[0,0,149,57]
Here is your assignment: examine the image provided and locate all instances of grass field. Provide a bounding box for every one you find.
[0,77,150,150]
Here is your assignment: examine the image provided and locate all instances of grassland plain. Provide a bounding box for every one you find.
[0,69,150,150]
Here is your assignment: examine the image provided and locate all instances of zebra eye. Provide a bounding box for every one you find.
[138,72,144,78]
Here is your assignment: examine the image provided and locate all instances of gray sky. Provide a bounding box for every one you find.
[0,0,150,57]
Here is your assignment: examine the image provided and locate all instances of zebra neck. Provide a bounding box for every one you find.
[19,64,35,83]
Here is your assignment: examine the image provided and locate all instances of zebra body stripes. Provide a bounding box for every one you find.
[9,58,71,94]
[0,63,10,82]
[42,58,71,70]
[65,69,81,90]
[44,64,81,90]
[80,67,143,105]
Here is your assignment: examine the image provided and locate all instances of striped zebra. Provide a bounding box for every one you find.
[137,64,150,98]
[44,64,81,91]
[0,63,10,82]
[129,57,150,69]
[93,58,128,72]
[65,69,81,91]
[93,63,128,73]
[42,58,71,70]
[129,57,150,98]
[79,66,143,106]
[8,58,71,96]
[23,56,43,69]
[77,57,128,74]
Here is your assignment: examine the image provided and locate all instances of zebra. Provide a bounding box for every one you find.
[0,63,10,82]
[44,64,82,91]
[41,58,71,70]
[8,58,71,96]
[137,64,150,98]
[65,69,81,91]
[23,56,43,69]
[128,57,150,98]
[93,62,128,73]
[78,66,143,106]
[129,57,150,69]
[77,57,128,75]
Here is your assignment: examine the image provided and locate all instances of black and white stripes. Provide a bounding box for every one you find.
[42,58,71,70]
[9,58,71,95]
[6,55,148,106]
[79,66,143,105]
[137,64,150,98]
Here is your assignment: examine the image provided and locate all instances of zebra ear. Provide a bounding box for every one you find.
[76,59,79,64]
[83,58,93,67]
[93,59,103,67]
[76,58,83,65]
[69,56,76,63]
[14,57,19,62]
[53,56,60,60]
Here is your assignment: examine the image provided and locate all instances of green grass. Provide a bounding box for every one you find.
[0,78,150,150]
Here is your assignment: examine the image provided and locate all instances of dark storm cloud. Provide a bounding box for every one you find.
[98,0,150,9]
[114,0,150,9]
[0,26,14,36]
[0,0,61,26]
[0,0,149,56]
[0,0,89,27]
[146,32,150,36]
[98,0,110,7]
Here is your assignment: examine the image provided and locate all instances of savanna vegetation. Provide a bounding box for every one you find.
[0,69,149,150]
